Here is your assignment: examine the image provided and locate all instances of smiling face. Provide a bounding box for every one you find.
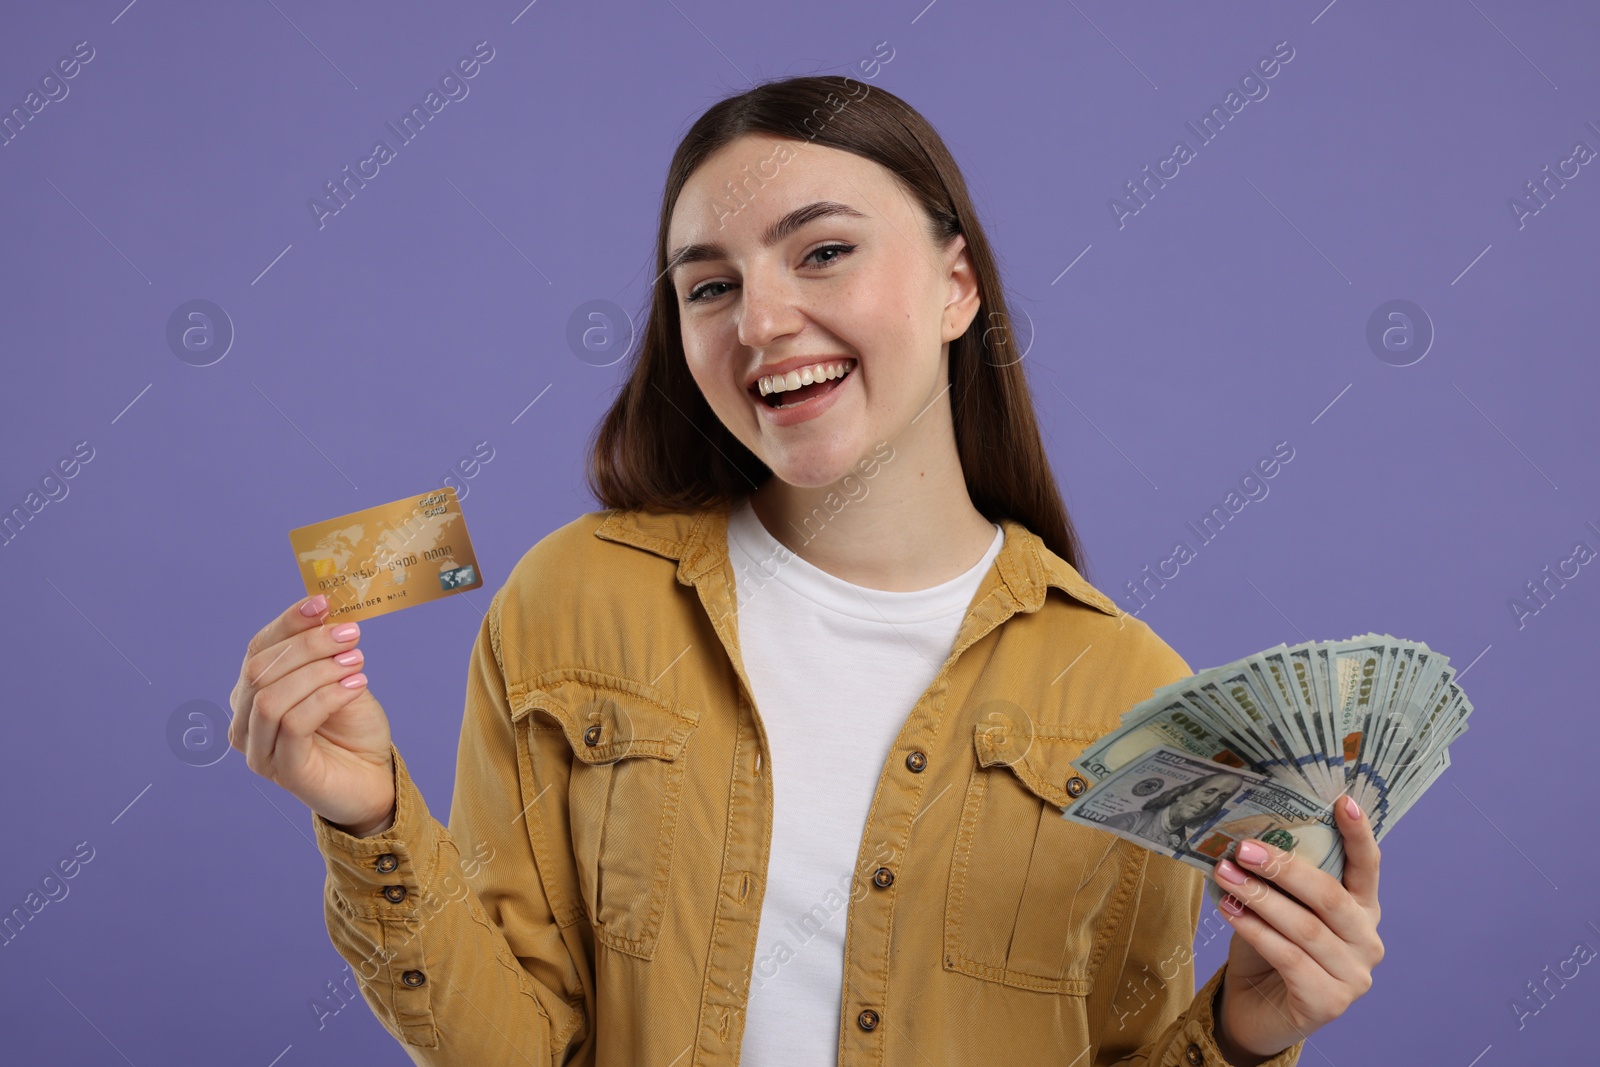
[666,133,980,489]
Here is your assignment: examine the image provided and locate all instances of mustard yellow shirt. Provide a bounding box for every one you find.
[312,501,1306,1067]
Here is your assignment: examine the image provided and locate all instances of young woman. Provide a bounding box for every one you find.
[230,76,1382,1066]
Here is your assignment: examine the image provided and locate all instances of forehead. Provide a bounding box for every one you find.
[667,135,897,248]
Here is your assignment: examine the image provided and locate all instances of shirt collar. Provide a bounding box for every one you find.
[592,498,1121,619]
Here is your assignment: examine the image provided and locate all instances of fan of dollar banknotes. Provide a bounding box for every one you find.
[1060,633,1473,906]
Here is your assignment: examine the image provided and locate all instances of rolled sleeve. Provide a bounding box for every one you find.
[313,742,439,917]
[307,584,580,1061]
[1182,962,1305,1067]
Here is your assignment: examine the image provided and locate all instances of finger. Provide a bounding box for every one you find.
[1219,893,1349,1012]
[1234,836,1375,947]
[1333,793,1381,911]
[1215,860,1368,986]
[245,594,332,664]
[275,671,370,771]
[244,645,366,776]
[236,613,362,758]
[242,610,363,708]
[234,596,333,743]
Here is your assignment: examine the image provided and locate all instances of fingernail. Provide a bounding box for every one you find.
[1220,894,1245,916]
[300,594,327,617]
[1237,840,1267,866]
[331,623,360,642]
[1216,859,1248,885]
[334,649,363,666]
[1343,795,1362,819]
[339,672,367,689]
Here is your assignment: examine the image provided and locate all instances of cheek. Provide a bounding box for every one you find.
[681,331,751,422]
[680,332,723,391]
[824,281,924,363]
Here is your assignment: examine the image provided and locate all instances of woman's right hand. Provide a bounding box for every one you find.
[230,593,398,837]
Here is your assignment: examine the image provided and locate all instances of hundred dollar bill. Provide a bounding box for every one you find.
[1066,633,1473,874]
[1380,683,1470,832]
[1182,676,1292,776]
[1213,665,1324,796]
[1061,745,1345,890]
[1251,648,1335,799]
[1269,644,1336,798]
[1361,645,1440,818]
[1326,637,1390,806]
[1347,639,1411,817]
[1071,695,1254,781]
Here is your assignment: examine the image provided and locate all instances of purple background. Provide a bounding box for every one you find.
[2,1,1596,1062]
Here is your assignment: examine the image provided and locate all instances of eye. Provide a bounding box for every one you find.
[682,242,858,304]
[685,279,732,304]
[804,242,856,267]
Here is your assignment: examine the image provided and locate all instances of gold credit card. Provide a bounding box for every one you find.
[289,486,484,623]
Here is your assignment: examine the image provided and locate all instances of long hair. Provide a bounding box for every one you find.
[584,74,1090,575]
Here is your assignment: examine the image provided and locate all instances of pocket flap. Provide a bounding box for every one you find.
[508,668,697,764]
[972,709,1097,808]
[952,709,1141,994]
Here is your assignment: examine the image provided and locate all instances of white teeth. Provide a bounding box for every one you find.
[756,359,856,396]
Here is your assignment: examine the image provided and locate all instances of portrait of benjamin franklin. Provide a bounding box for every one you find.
[1101,772,1245,852]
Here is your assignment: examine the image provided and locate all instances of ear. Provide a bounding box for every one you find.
[940,233,982,343]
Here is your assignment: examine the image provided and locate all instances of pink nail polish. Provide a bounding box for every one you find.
[1343,795,1362,819]
[331,623,360,642]
[300,594,327,616]
[334,649,362,666]
[1237,840,1267,866]
[340,673,367,689]
[1220,894,1245,916]
[1217,859,1248,885]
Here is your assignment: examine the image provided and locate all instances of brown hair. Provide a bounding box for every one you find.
[584,75,1090,576]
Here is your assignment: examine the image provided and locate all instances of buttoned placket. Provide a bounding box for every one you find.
[668,506,1053,1066]
[674,513,777,1064]
[833,553,1038,1063]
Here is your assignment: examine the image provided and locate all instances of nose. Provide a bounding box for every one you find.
[736,264,805,351]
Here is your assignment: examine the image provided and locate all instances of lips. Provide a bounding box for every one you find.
[744,356,857,395]
[756,362,855,408]
[751,360,855,426]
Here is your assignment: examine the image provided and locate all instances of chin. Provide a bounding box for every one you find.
[759,443,868,490]
[762,464,851,491]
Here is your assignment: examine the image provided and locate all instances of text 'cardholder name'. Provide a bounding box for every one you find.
[288,486,483,623]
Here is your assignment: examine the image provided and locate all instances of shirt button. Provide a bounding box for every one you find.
[1066,775,1087,798]
[583,724,602,746]
[857,1008,879,1031]
[382,885,407,904]
[401,970,426,988]
[904,751,927,773]
[871,867,894,889]
[374,853,398,874]
[1184,1042,1203,1065]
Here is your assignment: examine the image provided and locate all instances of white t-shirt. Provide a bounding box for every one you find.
[726,495,1004,1064]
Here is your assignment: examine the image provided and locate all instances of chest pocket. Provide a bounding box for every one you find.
[944,707,1144,995]
[509,668,697,960]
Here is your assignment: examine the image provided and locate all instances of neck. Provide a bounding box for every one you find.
[747,399,996,592]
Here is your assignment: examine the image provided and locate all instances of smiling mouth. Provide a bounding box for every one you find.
[753,361,857,409]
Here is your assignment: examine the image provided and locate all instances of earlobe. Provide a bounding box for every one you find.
[936,235,982,342]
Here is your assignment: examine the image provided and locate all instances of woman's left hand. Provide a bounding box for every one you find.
[1211,793,1384,1065]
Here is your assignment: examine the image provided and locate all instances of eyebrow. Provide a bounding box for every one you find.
[666,200,869,282]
